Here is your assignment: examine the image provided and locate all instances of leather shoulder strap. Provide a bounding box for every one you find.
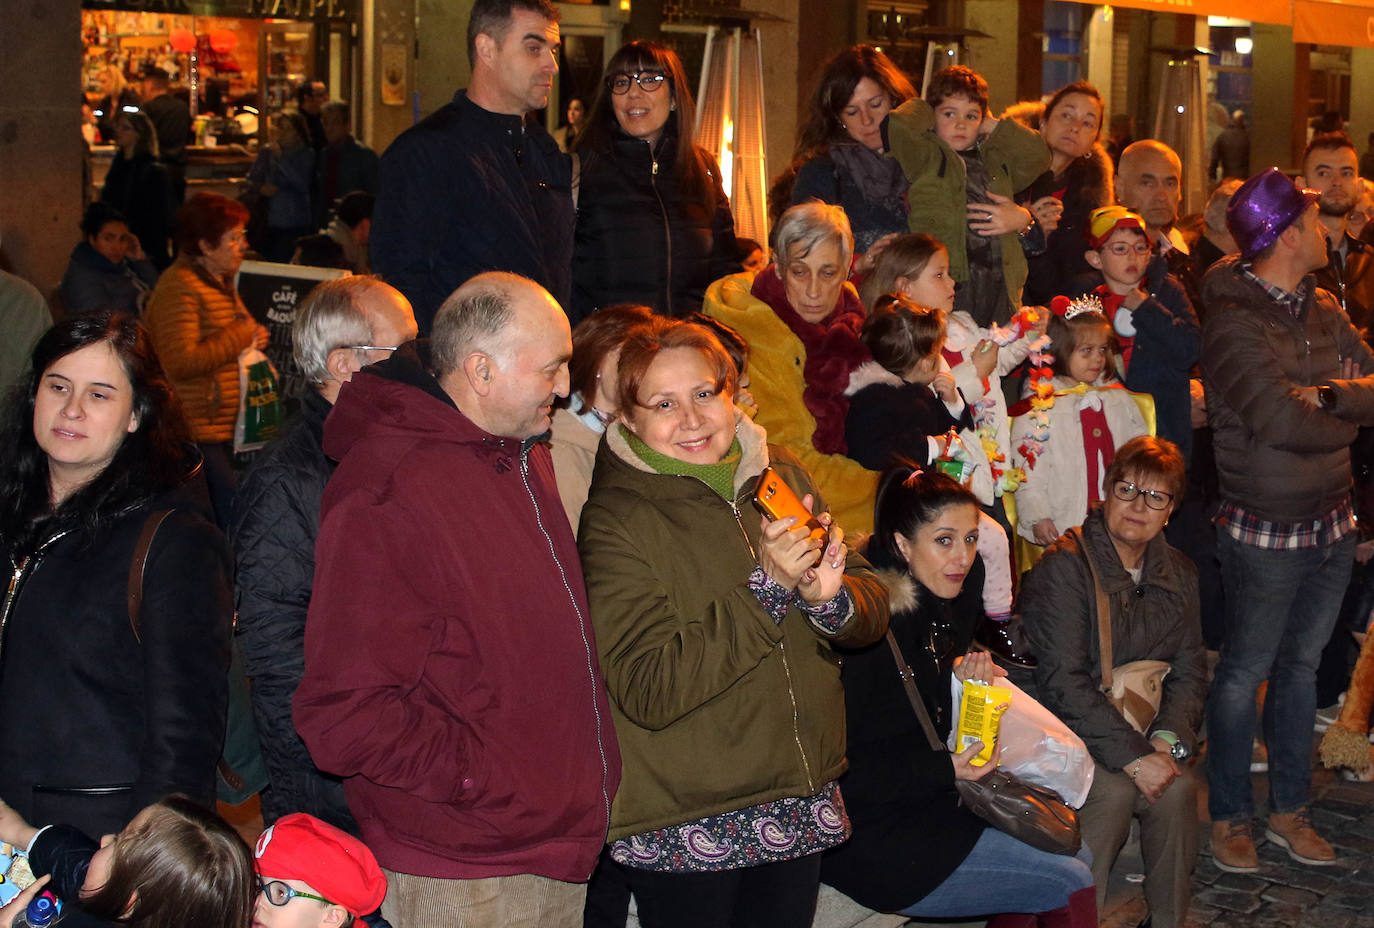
[127,509,174,643]
[570,151,581,210]
[884,630,947,753]
[1069,526,1114,693]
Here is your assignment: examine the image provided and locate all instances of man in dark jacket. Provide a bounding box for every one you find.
[139,68,190,203]
[1202,169,1374,875]
[369,0,572,334]
[314,102,379,227]
[1300,132,1374,332]
[293,272,621,927]
[232,277,417,834]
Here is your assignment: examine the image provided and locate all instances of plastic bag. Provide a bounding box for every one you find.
[234,347,281,454]
[949,675,1095,809]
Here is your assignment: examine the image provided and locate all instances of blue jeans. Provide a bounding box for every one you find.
[899,827,1094,918]
[1207,530,1357,820]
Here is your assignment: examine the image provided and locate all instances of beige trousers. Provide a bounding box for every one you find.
[380,869,586,928]
[1079,761,1199,928]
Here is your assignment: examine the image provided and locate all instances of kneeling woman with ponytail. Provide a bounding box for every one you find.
[822,465,1096,926]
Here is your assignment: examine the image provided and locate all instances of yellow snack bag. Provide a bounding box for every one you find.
[958,680,1012,766]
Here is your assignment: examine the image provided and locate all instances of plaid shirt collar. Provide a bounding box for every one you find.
[1239,261,1308,320]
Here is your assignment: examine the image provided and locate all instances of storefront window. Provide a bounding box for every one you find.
[1042,1,1084,97]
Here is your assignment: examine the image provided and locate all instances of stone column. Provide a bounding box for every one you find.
[0,0,83,301]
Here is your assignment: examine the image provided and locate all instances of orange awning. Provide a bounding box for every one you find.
[1293,0,1374,46]
[1076,0,1292,26]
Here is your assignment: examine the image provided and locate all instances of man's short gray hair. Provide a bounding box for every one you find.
[293,276,380,386]
[772,200,854,271]
[431,275,524,376]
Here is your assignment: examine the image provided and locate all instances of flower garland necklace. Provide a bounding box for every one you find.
[975,306,1043,493]
[1014,294,1103,471]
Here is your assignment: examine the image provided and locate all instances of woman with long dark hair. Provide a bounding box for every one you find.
[822,464,1096,926]
[0,311,233,839]
[771,45,917,262]
[570,40,740,323]
[101,109,175,270]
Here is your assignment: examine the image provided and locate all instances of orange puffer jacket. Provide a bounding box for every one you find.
[144,257,257,443]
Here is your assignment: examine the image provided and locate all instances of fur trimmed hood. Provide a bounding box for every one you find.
[1078,142,1115,211]
[871,566,920,616]
[844,360,902,397]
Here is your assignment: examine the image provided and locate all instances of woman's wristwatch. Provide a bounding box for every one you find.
[1150,729,1189,761]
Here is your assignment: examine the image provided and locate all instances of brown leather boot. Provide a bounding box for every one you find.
[1211,819,1259,873]
[1266,808,1337,865]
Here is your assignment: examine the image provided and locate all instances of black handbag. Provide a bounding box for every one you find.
[883,630,1082,856]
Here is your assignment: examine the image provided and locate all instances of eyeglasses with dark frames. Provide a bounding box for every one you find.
[1112,480,1173,511]
[608,71,668,94]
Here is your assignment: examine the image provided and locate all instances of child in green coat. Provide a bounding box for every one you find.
[886,66,1050,327]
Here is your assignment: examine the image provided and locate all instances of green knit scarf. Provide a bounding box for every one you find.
[621,426,742,501]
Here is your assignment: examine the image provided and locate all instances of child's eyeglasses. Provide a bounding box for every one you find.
[257,879,334,907]
[1104,242,1152,257]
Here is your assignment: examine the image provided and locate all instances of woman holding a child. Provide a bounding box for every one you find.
[1021,82,1116,306]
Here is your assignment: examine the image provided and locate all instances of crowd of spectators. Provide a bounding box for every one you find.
[7,1,1374,927]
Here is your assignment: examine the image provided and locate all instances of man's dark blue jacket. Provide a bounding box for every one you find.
[370,91,573,333]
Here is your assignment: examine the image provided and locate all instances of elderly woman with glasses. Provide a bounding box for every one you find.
[1018,435,1207,928]
[569,40,741,324]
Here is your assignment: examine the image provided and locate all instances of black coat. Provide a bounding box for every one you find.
[231,390,358,833]
[370,92,573,334]
[821,562,987,913]
[1021,145,1114,308]
[100,152,175,271]
[26,825,109,928]
[59,241,158,317]
[571,123,739,323]
[0,483,232,838]
[845,377,972,472]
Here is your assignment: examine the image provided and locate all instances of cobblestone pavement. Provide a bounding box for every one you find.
[1101,751,1374,928]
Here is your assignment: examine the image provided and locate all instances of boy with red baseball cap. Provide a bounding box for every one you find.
[253,814,387,928]
[1080,204,1200,458]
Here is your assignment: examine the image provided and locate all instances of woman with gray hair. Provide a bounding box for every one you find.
[703,200,883,533]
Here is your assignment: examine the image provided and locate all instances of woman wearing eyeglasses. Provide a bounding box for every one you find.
[1018,435,1206,928]
[569,40,741,324]
[143,193,271,528]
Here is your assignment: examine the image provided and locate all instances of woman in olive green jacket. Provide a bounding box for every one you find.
[579,319,888,927]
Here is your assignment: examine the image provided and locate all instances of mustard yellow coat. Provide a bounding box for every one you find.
[703,271,880,534]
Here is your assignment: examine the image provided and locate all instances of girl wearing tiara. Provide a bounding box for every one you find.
[1010,295,1149,546]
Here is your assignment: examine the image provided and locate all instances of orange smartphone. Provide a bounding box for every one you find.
[752,466,829,550]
